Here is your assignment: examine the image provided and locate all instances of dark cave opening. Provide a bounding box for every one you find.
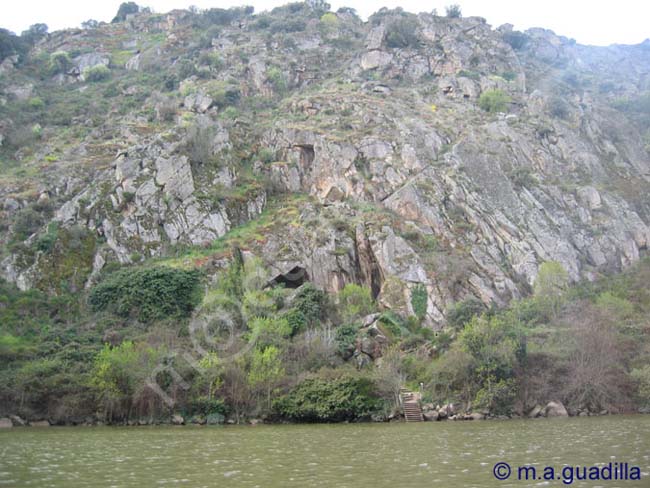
[296,144,315,167]
[266,266,309,289]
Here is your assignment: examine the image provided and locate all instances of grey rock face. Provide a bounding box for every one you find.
[183,92,214,113]
[545,401,569,417]
[74,53,110,73]
[155,155,195,201]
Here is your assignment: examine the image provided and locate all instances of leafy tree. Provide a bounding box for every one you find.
[478,89,511,113]
[372,345,406,410]
[534,261,569,319]
[49,51,72,75]
[196,352,222,401]
[445,4,462,18]
[459,315,524,412]
[112,2,140,23]
[21,23,48,45]
[81,19,99,29]
[0,28,27,62]
[248,346,284,409]
[90,341,165,421]
[429,347,476,405]
[447,297,485,330]
[320,12,339,29]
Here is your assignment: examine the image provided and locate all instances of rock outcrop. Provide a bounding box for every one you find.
[1,6,649,329]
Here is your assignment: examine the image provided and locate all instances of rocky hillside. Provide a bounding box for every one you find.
[1,3,650,424]
[2,4,649,328]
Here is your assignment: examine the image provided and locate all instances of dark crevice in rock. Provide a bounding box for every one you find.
[355,226,383,299]
[266,265,309,289]
[295,144,315,168]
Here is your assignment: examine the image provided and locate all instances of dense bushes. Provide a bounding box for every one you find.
[273,374,383,422]
[83,65,110,82]
[88,266,201,322]
[478,89,511,113]
[4,241,650,423]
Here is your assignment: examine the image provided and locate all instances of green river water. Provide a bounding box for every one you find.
[1,415,649,487]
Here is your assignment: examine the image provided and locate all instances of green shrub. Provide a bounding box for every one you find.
[184,397,227,417]
[83,65,110,82]
[12,207,46,241]
[198,51,223,69]
[266,67,287,92]
[283,308,307,335]
[293,284,327,326]
[410,284,428,321]
[385,17,420,49]
[547,97,570,119]
[474,377,517,414]
[248,316,292,347]
[269,19,307,34]
[28,97,45,109]
[88,266,201,322]
[320,12,339,28]
[458,69,480,80]
[335,323,359,356]
[49,50,72,75]
[35,222,59,253]
[221,106,239,119]
[478,89,511,113]
[273,374,383,422]
[338,284,373,322]
[445,4,462,18]
[447,297,485,329]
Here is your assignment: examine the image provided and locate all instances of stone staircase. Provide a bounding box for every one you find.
[400,388,423,422]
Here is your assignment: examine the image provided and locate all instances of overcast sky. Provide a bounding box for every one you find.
[4,0,649,46]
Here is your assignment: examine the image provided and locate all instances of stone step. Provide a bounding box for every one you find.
[400,389,423,422]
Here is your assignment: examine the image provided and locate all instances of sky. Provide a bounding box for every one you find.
[3,0,649,46]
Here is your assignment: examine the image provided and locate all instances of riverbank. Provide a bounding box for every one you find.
[2,405,646,428]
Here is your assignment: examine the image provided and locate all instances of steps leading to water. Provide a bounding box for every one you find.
[400,388,423,422]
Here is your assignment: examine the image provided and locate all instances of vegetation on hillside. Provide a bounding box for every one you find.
[1,254,649,423]
[1,1,649,426]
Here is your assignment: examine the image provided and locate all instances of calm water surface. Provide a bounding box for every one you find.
[1,415,649,487]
